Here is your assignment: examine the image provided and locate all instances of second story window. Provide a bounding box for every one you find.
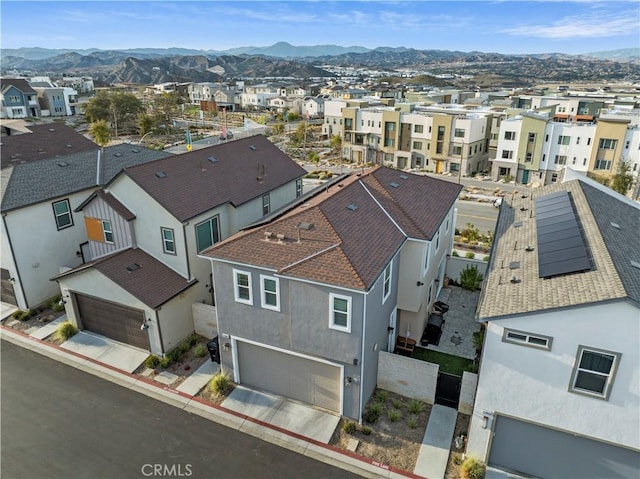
[102,220,113,243]
[329,293,351,333]
[296,179,303,198]
[569,346,620,400]
[454,128,465,138]
[262,194,270,216]
[504,131,515,140]
[233,269,253,305]
[52,199,73,230]
[260,275,280,311]
[414,124,424,133]
[196,216,220,253]
[382,262,392,304]
[558,135,571,145]
[161,227,175,254]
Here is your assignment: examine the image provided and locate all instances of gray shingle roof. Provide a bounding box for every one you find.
[477,178,633,320]
[123,134,307,222]
[1,144,173,212]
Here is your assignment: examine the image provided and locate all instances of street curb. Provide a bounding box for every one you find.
[1,325,423,479]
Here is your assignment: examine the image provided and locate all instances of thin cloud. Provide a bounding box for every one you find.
[501,12,639,39]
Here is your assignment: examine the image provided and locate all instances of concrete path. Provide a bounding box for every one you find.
[222,386,340,444]
[29,315,67,340]
[0,302,18,320]
[176,359,219,395]
[414,404,457,479]
[59,331,148,373]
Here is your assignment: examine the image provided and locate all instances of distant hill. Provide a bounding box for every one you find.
[582,48,640,62]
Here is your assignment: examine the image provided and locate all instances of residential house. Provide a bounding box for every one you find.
[302,96,326,118]
[200,167,461,420]
[32,85,79,116]
[0,78,41,119]
[1,142,172,310]
[466,170,640,477]
[52,135,307,356]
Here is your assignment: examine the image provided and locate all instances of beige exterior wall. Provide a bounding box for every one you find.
[588,119,629,176]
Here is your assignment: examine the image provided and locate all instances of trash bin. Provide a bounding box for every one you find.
[207,336,220,364]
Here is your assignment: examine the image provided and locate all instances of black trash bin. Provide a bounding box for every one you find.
[207,336,220,364]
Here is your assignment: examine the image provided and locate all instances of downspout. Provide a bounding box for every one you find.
[2,213,26,308]
[358,292,367,425]
[154,309,165,355]
[182,223,191,280]
[96,149,102,185]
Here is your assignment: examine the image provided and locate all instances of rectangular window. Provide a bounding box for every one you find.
[233,269,253,305]
[502,150,513,159]
[545,134,549,142]
[412,141,423,150]
[569,346,620,399]
[503,328,552,350]
[528,132,535,143]
[598,138,617,150]
[414,124,424,133]
[587,137,591,145]
[454,128,465,138]
[384,138,395,147]
[344,118,352,128]
[558,135,571,145]
[382,262,392,303]
[296,179,303,198]
[525,153,532,163]
[260,274,280,311]
[423,243,430,273]
[102,220,113,243]
[195,216,220,253]
[52,199,73,230]
[329,293,351,332]
[594,159,611,170]
[262,194,270,216]
[384,122,395,131]
[576,137,580,145]
[161,227,175,254]
[504,131,515,140]
[435,230,440,251]
[554,155,567,165]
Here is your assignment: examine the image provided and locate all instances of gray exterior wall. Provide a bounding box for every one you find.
[83,195,135,260]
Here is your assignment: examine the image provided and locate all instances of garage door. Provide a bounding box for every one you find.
[489,415,640,478]
[236,341,341,413]
[74,293,150,351]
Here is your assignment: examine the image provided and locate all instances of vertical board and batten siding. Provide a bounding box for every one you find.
[83,195,134,259]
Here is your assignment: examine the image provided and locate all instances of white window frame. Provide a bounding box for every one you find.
[569,345,620,400]
[329,293,351,333]
[502,328,552,350]
[260,274,280,311]
[262,194,270,216]
[504,131,515,140]
[423,242,431,275]
[435,230,440,251]
[296,178,303,197]
[382,262,392,304]
[161,227,176,255]
[52,199,73,230]
[233,269,253,305]
[102,220,113,244]
[195,216,220,253]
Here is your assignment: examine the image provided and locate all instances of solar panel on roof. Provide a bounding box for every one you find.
[535,190,590,278]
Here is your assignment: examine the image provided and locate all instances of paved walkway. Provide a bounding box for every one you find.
[176,359,219,396]
[29,315,66,339]
[59,331,148,373]
[414,405,458,479]
[0,302,18,320]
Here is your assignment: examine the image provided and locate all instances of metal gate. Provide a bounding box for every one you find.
[435,372,461,408]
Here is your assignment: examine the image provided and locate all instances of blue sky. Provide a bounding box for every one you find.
[1,1,638,54]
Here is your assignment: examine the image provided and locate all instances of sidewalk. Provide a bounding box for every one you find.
[414,405,458,478]
[1,325,417,479]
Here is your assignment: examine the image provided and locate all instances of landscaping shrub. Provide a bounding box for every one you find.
[159,356,172,368]
[452,250,460,257]
[460,456,485,479]
[387,409,402,422]
[12,310,27,321]
[465,252,476,259]
[391,398,403,409]
[460,265,483,291]
[408,399,426,414]
[145,355,160,369]
[364,401,384,424]
[53,321,78,342]
[483,255,490,262]
[209,371,232,395]
[374,390,388,403]
[361,425,372,435]
[407,416,418,429]
[194,343,207,358]
[342,420,357,434]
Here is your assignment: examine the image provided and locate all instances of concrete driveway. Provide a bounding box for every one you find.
[59,331,148,373]
[221,386,340,444]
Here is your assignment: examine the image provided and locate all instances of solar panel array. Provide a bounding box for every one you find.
[534,191,591,278]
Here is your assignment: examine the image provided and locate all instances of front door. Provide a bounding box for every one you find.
[388,309,397,352]
[522,169,530,184]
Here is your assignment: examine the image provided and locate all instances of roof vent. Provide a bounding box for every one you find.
[208,156,218,163]
[400,174,408,180]
[276,233,285,242]
[297,222,314,230]
[131,148,140,153]
[66,144,72,148]
[610,222,620,229]
[155,171,167,178]
[509,262,521,269]
[525,245,535,252]
[631,260,640,270]
[114,152,123,157]
[57,162,69,167]
[390,182,399,188]
[48,128,56,132]
[126,263,141,272]
[38,148,44,152]
[514,221,523,228]
[264,231,274,240]
[249,145,256,151]
[347,203,358,211]
[520,207,528,211]
[510,276,521,284]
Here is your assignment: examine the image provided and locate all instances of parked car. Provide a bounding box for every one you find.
[219,130,234,141]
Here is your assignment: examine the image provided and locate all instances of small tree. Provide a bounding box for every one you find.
[330,134,342,151]
[611,161,634,195]
[460,265,483,291]
[89,120,110,148]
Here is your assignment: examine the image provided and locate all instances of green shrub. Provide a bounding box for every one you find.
[145,355,160,369]
[374,390,388,403]
[483,255,490,262]
[408,399,426,414]
[460,456,485,479]
[407,416,419,429]
[12,310,26,321]
[460,265,484,291]
[53,321,78,342]
[387,409,402,422]
[342,420,357,434]
[209,371,232,395]
[361,425,372,435]
[472,329,485,350]
[391,398,403,409]
[465,252,476,259]
[159,356,172,368]
[364,401,384,424]
[194,343,207,358]
[452,250,460,257]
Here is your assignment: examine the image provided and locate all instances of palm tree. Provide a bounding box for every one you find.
[89,120,111,185]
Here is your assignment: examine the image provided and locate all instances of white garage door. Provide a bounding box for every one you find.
[236,341,341,413]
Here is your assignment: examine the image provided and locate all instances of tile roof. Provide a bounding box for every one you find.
[477,178,634,320]
[53,248,196,309]
[1,78,36,94]
[123,134,307,222]
[1,123,98,169]
[1,144,173,212]
[96,190,136,221]
[203,167,459,291]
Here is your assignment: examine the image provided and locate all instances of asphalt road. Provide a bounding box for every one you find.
[455,200,499,234]
[0,341,359,479]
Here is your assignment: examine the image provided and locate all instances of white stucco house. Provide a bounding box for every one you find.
[466,171,640,477]
[52,135,307,356]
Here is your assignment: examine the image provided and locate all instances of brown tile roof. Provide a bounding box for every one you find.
[123,135,307,222]
[53,248,196,309]
[96,190,136,221]
[1,124,97,169]
[203,167,459,291]
[477,179,628,320]
[1,78,36,95]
